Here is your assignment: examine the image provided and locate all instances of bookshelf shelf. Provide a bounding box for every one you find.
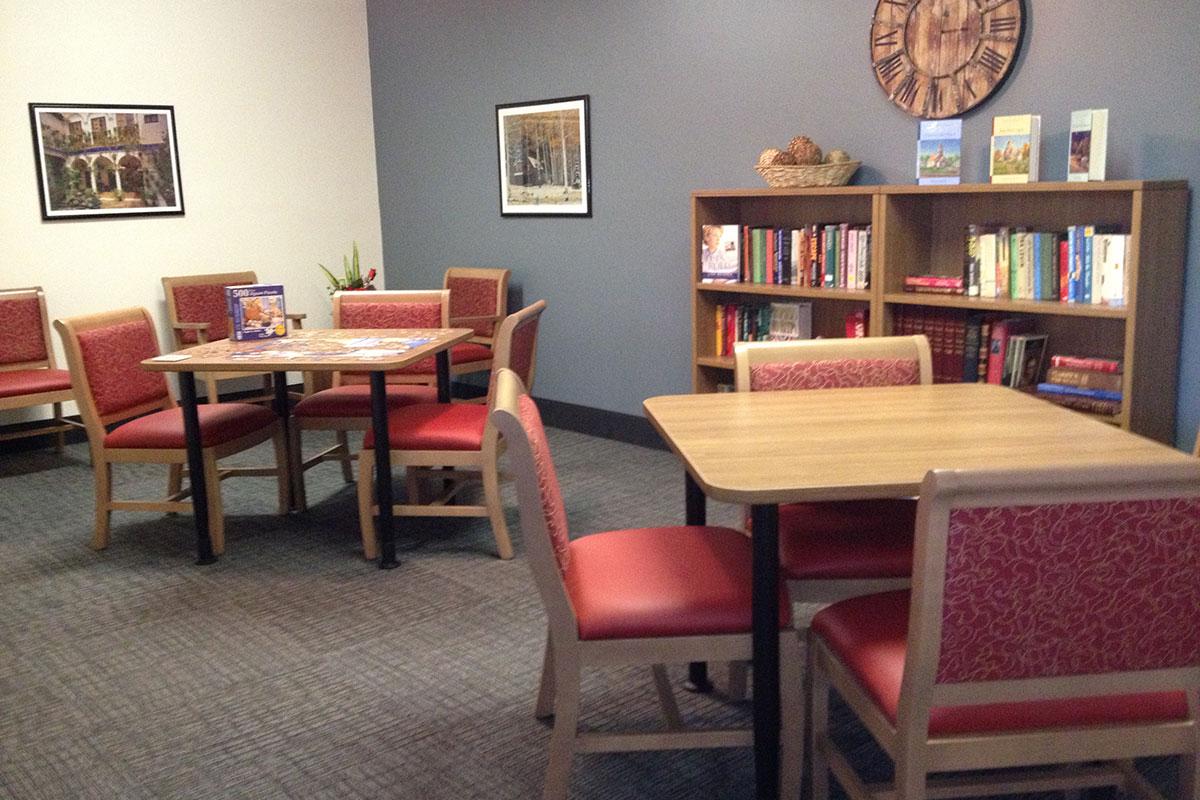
[690,181,1188,443]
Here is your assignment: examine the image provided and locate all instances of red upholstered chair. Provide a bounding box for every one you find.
[733,336,933,605]
[443,266,510,385]
[287,290,445,510]
[809,462,1200,800]
[489,367,805,800]
[54,307,288,554]
[0,287,80,450]
[356,300,545,561]
[162,271,305,403]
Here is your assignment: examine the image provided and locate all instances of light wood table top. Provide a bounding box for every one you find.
[141,328,474,373]
[644,382,1193,506]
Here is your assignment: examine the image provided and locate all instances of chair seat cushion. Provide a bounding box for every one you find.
[811,590,1190,736]
[104,403,277,449]
[0,368,72,399]
[565,526,792,640]
[362,403,487,451]
[451,341,492,366]
[779,499,915,580]
[293,384,437,418]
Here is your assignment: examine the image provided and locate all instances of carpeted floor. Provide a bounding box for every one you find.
[0,428,1177,799]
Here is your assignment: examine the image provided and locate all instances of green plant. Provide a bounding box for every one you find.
[318,241,377,293]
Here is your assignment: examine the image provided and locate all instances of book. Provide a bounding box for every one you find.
[1045,366,1123,392]
[1094,233,1128,306]
[845,308,867,338]
[904,275,965,294]
[979,231,997,298]
[1036,382,1122,402]
[1068,109,1108,182]
[1049,354,1122,373]
[225,284,287,341]
[986,317,1032,384]
[767,302,813,341]
[700,224,741,282]
[1035,391,1122,416]
[1008,333,1048,389]
[990,114,1040,184]
[917,119,962,185]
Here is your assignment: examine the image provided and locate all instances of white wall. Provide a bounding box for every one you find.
[0,0,383,422]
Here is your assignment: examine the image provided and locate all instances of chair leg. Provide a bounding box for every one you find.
[91,458,113,550]
[356,449,377,560]
[1181,753,1198,800]
[167,463,183,507]
[535,633,555,719]
[203,452,225,555]
[810,638,831,800]
[727,660,750,702]
[289,424,308,513]
[205,374,220,405]
[405,468,423,505]
[336,431,353,484]
[542,644,581,800]
[272,429,290,516]
[778,631,805,800]
[53,402,65,452]
[482,453,513,559]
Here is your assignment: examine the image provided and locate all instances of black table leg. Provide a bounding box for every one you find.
[750,503,780,800]
[436,350,451,403]
[272,371,294,512]
[370,370,400,569]
[178,372,216,565]
[684,472,713,693]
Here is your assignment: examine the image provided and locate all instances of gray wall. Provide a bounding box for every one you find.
[367,1,1200,449]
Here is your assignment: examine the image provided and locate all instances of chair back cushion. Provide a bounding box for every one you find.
[0,296,49,364]
[339,301,441,330]
[936,498,1200,684]
[171,284,232,344]
[517,393,572,574]
[751,357,920,392]
[506,314,540,388]
[447,276,500,337]
[76,319,169,416]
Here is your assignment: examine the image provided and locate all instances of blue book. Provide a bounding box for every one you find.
[1066,226,1079,303]
[224,284,287,341]
[1036,382,1122,402]
[1032,233,1042,301]
[1082,225,1095,304]
[917,119,962,185]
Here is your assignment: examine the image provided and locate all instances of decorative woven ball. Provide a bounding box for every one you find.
[787,136,823,165]
[757,147,794,167]
[823,149,852,164]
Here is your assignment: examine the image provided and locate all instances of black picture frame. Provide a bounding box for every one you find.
[496,95,591,217]
[28,102,185,221]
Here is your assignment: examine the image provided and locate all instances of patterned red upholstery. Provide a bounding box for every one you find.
[0,369,72,399]
[363,403,487,451]
[447,276,500,336]
[750,358,920,392]
[0,297,49,364]
[293,384,437,418]
[508,316,540,386]
[938,499,1200,683]
[339,301,442,377]
[76,320,169,416]
[779,499,916,579]
[812,590,1190,736]
[104,403,277,449]
[451,341,492,366]
[171,284,231,344]
[566,525,793,640]
[516,393,572,573]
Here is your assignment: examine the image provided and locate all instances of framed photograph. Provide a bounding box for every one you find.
[28,103,184,220]
[496,95,590,217]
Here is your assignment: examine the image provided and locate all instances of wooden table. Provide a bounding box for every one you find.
[643,382,1194,799]
[143,327,473,568]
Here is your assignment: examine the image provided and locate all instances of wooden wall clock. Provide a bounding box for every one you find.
[870,0,1026,119]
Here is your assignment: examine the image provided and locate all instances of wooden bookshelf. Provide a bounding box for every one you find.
[690,181,1189,443]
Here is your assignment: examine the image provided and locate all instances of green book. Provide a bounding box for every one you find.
[751,228,766,284]
[1038,233,1058,301]
[824,224,837,287]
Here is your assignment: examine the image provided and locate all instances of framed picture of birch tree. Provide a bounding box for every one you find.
[496,95,590,217]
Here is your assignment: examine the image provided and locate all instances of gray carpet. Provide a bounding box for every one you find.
[0,427,1177,799]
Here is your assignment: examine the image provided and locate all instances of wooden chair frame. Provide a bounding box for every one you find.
[490,367,805,800]
[0,287,83,449]
[161,271,305,403]
[55,307,289,555]
[356,300,544,561]
[289,290,449,510]
[443,266,510,379]
[810,462,1200,800]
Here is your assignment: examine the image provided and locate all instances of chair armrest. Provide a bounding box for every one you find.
[172,321,211,331]
[450,314,504,325]
[286,312,306,330]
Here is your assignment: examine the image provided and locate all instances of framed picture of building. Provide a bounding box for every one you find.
[496,95,590,217]
[28,103,184,220]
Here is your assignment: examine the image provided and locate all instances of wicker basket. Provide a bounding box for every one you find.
[755,161,861,188]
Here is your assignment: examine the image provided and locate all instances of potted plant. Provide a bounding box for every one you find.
[318,241,377,293]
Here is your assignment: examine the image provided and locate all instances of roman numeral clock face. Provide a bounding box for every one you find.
[871,0,1025,118]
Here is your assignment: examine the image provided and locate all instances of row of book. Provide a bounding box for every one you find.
[700,223,872,289]
[893,307,1044,386]
[1035,355,1124,416]
[923,225,1130,305]
[713,302,813,357]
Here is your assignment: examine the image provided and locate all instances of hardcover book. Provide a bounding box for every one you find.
[1068,109,1108,182]
[1008,333,1048,389]
[917,119,962,185]
[224,284,287,341]
[768,302,813,341]
[700,224,741,282]
[990,114,1040,184]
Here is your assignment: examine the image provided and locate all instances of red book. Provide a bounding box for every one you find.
[1059,238,1070,302]
[742,225,751,282]
[845,308,867,338]
[1048,355,1122,373]
[905,275,966,288]
[986,318,1033,384]
[764,228,775,285]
